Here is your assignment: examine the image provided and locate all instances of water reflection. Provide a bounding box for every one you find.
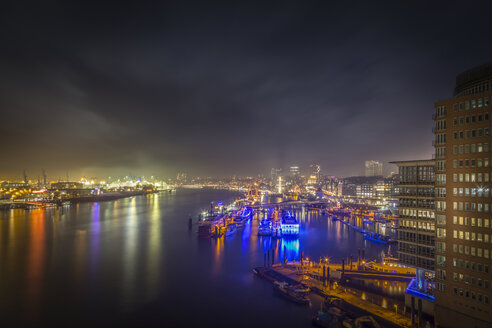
[145,194,162,301]
[90,203,100,277]
[27,209,46,317]
[122,197,138,308]
[280,238,300,261]
[0,190,397,328]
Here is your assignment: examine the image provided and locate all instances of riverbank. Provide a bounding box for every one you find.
[255,263,411,328]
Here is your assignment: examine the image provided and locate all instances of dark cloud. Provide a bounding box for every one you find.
[1,1,492,179]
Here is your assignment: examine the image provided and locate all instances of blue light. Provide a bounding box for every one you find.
[405,278,435,302]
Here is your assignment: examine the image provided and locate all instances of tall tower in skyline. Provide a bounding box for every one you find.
[309,163,321,185]
[365,160,383,177]
[433,62,492,328]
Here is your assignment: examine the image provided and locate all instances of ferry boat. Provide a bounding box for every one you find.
[280,211,299,237]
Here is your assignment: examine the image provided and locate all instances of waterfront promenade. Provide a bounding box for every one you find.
[261,264,412,328]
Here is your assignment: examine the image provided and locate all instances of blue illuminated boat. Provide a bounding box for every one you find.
[258,219,272,236]
[225,223,237,236]
[280,212,299,237]
[239,207,253,220]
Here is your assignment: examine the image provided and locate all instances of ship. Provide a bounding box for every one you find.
[280,211,299,237]
[273,281,310,305]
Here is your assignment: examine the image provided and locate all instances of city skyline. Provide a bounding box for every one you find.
[1,1,492,323]
[2,2,492,179]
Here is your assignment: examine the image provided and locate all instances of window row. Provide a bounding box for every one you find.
[452,202,491,213]
[452,187,490,198]
[399,220,435,232]
[452,230,492,244]
[453,127,490,139]
[453,113,490,126]
[399,208,435,219]
[452,216,491,228]
[453,158,491,168]
[452,287,490,307]
[452,273,489,292]
[452,142,490,154]
[453,97,490,112]
[452,243,491,259]
[452,172,490,183]
[452,258,490,275]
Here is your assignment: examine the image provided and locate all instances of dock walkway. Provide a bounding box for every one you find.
[262,264,412,328]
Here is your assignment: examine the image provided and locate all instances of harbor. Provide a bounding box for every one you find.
[0,189,402,327]
[193,193,416,327]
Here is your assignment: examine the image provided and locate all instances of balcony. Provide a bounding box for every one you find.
[406,278,435,302]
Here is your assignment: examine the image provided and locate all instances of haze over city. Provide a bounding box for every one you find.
[2,2,492,328]
[2,1,492,179]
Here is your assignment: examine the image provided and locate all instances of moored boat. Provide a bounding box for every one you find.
[225,223,237,236]
[280,211,299,237]
[273,281,310,305]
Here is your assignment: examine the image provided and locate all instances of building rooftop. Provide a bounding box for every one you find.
[389,159,434,165]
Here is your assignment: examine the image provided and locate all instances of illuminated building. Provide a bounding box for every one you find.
[365,160,383,177]
[289,166,300,179]
[356,184,374,198]
[50,182,84,189]
[308,164,321,185]
[391,159,436,326]
[277,176,283,194]
[433,62,492,327]
[270,168,282,181]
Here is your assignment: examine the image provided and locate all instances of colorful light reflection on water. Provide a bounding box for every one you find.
[0,189,395,328]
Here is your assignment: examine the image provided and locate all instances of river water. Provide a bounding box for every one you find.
[0,189,394,327]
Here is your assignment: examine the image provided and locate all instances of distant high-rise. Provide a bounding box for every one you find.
[270,168,282,181]
[433,62,492,327]
[289,166,300,179]
[365,160,383,177]
[308,164,321,185]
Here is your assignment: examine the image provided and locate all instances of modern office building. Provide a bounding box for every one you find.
[365,160,383,177]
[289,166,300,182]
[433,62,492,327]
[391,159,436,326]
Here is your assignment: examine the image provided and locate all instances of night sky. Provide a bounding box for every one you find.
[1,1,492,179]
